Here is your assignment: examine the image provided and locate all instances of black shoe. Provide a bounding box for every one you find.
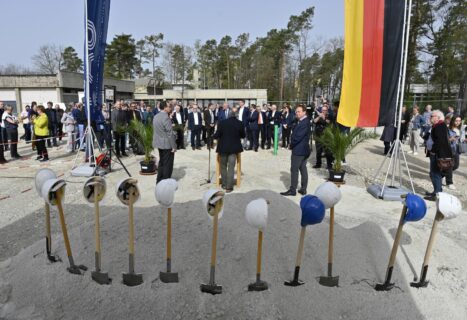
[121,153,129,157]
[0,159,7,164]
[40,157,49,162]
[313,164,321,169]
[424,195,436,202]
[425,191,435,196]
[280,190,296,196]
[12,155,22,159]
[254,149,258,152]
[298,189,307,195]
[196,147,201,150]
[225,188,233,193]
[36,156,43,160]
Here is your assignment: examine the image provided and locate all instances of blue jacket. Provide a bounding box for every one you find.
[188,112,203,130]
[238,107,250,127]
[410,114,425,130]
[290,117,311,156]
[217,109,231,122]
[248,110,266,131]
[281,112,295,127]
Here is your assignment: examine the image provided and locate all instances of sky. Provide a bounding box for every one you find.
[0,0,344,68]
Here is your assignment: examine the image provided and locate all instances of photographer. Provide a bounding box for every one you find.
[313,104,334,169]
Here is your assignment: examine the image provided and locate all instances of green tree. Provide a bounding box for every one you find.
[104,34,137,79]
[61,46,83,72]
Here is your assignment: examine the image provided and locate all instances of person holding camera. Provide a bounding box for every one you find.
[313,104,333,169]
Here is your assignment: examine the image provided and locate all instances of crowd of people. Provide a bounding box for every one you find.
[0,98,465,199]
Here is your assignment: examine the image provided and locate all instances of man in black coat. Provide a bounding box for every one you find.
[213,106,245,192]
[188,104,203,150]
[266,104,281,149]
[45,101,58,147]
[203,103,216,149]
[172,104,186,149]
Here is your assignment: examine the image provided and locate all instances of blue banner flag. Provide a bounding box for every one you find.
[84,0,111,121]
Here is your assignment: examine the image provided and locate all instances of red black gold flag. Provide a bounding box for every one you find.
[338,0,405,127]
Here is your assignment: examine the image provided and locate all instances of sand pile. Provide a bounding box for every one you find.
[0,190,465,320]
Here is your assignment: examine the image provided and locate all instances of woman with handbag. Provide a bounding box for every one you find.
[445,116,463,190]
[424,110,453,201]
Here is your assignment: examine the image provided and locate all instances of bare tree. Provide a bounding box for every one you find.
[0,64,35,75]
[32,44,64,74]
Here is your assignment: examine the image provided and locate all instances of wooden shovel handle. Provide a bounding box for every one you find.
[210,211,219,267]
[45,203,51,241]
[94,190,101,255]
[388,206,407,269]
[295,227,306,267]
[328,206,335,265]
[167,208,172,260]
[422,211,441,267]
[128,199,135,255]
[55,191,73,258]
[256,230,263,275]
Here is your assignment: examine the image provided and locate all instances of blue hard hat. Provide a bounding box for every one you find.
[404,193,427,222]
[300,195,326,226]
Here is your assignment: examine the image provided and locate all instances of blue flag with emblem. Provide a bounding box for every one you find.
[84,0,111,121]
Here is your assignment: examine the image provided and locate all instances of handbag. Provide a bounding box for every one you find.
[437,158,454,173]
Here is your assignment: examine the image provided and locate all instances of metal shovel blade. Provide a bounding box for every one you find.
[122,273,143,287]
[284,279,305,287]
[200,283,223,295]
[318,275,339,287]
[410,280,429,288]
[47,254,61,263]
[248,280,268,292]
[160,271,179,283]
[92,271,112,285]
[374,282,395,291]
[67,265,82,275]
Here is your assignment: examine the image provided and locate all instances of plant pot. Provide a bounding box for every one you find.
[328,169,345,182]
[140,160,156,175]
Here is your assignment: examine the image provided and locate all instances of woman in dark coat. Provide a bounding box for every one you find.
[425,110,452,201]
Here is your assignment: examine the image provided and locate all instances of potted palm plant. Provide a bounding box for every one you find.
[316,125,369,182]
[129,119,156,175]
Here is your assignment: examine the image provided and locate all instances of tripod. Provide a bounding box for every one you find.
[200,129,214,186]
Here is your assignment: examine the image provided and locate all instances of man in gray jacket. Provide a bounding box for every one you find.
[153,101,177,183]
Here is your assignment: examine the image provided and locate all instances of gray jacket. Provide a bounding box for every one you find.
[153,111,176,150]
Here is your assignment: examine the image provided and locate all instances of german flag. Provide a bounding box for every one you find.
[338,0,405,127]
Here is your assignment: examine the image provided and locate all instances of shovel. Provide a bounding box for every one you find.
[45,202,60,263]
[248,230,268,291]
[122,189,143,286]
[55,186,87,275]
[375,205,407,291]
[410,211,442,288]
[319,205,339,287]
[89,184,111,285]
[201,200,223,295]
[160,207,178,283]
[284,226,307,287]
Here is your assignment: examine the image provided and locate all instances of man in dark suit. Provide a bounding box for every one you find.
[203,103,216,149]
[213,105,245,193]
[188,104,203,150]
[266,104,281,149]
[248,105,260,151]
[217,103,231,122]
[281,105,311,196]
[237,99,250,148]
[172,104,186,149]
[45,101,58,147]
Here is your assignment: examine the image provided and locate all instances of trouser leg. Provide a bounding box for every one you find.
[299,156,308,191]
[290,154,302,191]
[7,129,19,157]
[220,154,228,188]
[226,153,236,189]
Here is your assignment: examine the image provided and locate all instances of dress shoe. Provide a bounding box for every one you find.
[196,147,201,150]
[40,157,49,162]
[12,155,22,159]
[192,147,195,150]
[280,190,296,196]
[254,149,258,152]
[425,191,435,196]
[225,188,233,193]
[312,164,321,169]
[298,189,307,195]
[0,159,7,164]
[424,195,436,202]
[36,156,43,160]
[121,153,129,157]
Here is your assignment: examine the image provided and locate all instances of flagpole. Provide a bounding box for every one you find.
[85,0,91,130]
[393,0,408,128]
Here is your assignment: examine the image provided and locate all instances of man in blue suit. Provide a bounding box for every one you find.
[188,104,203,150]
[248,104,266,152]
[281,105,311,196]
[217,103,231,122]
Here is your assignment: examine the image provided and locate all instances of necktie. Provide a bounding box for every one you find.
[226,110,229,118]
[258,112,263,124]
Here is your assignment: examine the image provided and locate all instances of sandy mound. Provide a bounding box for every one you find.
[0,190,465,320]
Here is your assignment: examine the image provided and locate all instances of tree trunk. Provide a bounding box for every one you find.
[280,48,285,104]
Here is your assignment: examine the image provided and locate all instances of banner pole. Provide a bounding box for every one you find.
[393,0,408,128]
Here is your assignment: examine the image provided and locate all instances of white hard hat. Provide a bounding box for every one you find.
[34,168,57,196]
[314,181,342,209]
[116,178,140,206]
[155,179,178,208]
[245,198,268,230]
[437,192,462,220]
[41,178,66,206]
[83,176,106,204]
[202,189,225,220]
